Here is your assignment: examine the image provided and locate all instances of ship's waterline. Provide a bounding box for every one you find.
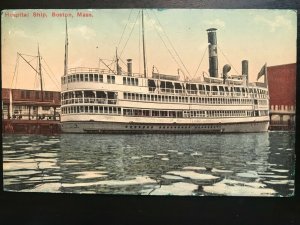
[61,120,269,133]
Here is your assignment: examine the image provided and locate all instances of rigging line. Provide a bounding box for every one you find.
[34,57,38,89]
[117,9,133,50]
[41,64,60,90]
[41,58,60,86]
[11,54,20,88]
[218,46,239,74]
[138,9,141,75]
[99,58,115,61]
[14,60,20,89]
[18,53,38,58]
[151,10,191,77]
[119,57,128,67]
[192,46,208,80]
[28,56,38,63]
[145,10,184,77]
[119,10,140,58]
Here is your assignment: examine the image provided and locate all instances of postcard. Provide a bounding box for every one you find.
[1,9,296,196]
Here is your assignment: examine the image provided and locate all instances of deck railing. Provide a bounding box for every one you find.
[62,97,117,105]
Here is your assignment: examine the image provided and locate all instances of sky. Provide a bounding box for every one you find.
[1,9,297,91]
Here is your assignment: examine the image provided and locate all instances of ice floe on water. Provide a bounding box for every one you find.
[35,153,57,158]
[270,169,289,173]
[142,182,198,195]
[203,179,276,196]
[95,166,106,170]
[259,174,288,179]
[35,158,57,162]
[4,178,19,185]
[80,191,96,194]
[71,171,108,179]
[24,146,41,151]
[22,183,62,193]
[3,150,17,154]
[141,155,154,158]
[183,166,206,170]
[236,171,259,178]
[167,150,178,153]
[237,171,287,179]
[15,140,28,143]
[264,180,290,185]
[246,162,263,165]
[62,176,157,188]
[44,140,60,144]
[167,171,219,180]
[65,160,86,163]
[131,156,140,160]
[161,175,184,180]
[211,168,233,173]
[38,162,60,169]
[191,152,202,156]
[258,172,274,175]
[29,176,62,181]
[3,162,37,171]
[161,158,169,161]
[4,170,41,176]
[61,159,87,165]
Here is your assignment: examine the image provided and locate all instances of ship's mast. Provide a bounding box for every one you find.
[116,47,121,75]
[64,18,69,76]
[38,45,44,101]
[142,10,147,78]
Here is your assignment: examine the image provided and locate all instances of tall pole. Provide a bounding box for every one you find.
[142,10,147,78]
[64,18,69,76]
[116,47,120,75]
[38,45,44,101]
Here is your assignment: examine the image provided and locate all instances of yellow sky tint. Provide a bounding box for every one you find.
[1,9,297,91]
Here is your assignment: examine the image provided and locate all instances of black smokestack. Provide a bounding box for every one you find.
[242,60,248,85]
[127,59,132,76]
[207,28,218,78]
[242,60,248,77]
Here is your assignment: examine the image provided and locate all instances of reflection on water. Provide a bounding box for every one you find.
[3,132,295,196]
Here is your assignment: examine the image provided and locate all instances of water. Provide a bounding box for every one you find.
[3,132,295,196]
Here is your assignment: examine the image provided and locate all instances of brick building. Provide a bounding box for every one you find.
[267,63,296,130]
[2,88,61,134]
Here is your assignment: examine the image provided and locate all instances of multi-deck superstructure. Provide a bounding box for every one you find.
[60,20,269,133]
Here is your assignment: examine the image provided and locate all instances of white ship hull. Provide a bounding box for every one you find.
[61,116,269,133]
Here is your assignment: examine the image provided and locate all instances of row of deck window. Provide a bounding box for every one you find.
[61,73,140,86]
[123,77,139,86]
[123,92,255,105]
[61,74,116,84]
[61,106,121,115]
[61,105,268,118]
[61,73,268,97]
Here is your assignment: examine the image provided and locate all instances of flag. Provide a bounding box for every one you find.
[257,63,267,81]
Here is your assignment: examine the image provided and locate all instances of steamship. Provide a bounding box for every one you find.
[60,13,269,134]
